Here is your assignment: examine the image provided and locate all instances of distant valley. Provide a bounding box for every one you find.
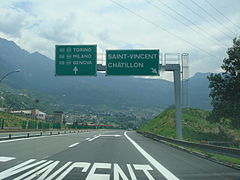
[0,37,212,124]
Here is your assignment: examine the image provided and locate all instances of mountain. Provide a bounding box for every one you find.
[188,72,211,110]
[0,37,212,114]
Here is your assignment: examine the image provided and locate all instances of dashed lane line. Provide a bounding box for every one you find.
[68,143,79,148]
[87,134,122,142]
[88,135,101,142]
[0,156,16,162]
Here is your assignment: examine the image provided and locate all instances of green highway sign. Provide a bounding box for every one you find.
[106,49,159,76]
[55,45,97,76]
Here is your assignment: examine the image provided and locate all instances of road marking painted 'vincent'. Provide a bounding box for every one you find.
[124,131,179,180]
[0,159,156,180]
[0,156,16,162]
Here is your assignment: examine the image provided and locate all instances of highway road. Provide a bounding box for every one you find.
[0,130,239,180]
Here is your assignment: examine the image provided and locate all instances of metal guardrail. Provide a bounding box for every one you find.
[206,141,240,147]
[0,130,91,141]
[139,131,240,158]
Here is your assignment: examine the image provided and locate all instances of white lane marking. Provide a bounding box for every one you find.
[114,164,128,180]
[56,162,91,180]
[124,131,179,180]
[0,156,16,162]
[26,161,59,180]
[88,135,101,142]
[45,162,72,180]
[86,163,111,180]
[133,165,154,180]
[0,159,156,180]
[13,161,53,180]
[127,164,137,180]
[0,159,44,179]
[68,143,79,148]
[87,134,121,142]
[100,135,121,137]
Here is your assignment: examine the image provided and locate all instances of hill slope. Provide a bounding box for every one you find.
[138,108,240,143]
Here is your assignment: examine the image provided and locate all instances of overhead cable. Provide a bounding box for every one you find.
[204,0,240,31]
[176,0,234,39]
[110,0,222,60]
[189,0,238,37]
[150,0,228,48]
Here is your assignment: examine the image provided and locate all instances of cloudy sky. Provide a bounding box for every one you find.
[0,0,239,80]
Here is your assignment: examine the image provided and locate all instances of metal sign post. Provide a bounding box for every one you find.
[159,64,182,140]
[56,46,184,140]
[98,63,183,140]
[174,66,182,140]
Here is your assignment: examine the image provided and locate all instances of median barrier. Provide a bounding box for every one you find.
[139,131,240,158]
[0,129,88,141]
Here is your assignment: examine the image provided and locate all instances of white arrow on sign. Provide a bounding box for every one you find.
[151,68,157,74]
[73,66,78,75]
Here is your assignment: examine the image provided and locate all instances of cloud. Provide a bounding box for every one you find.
[0,7,34,37]
[37,13,81,44]
[11,1,33,14]
[0,0,239,80]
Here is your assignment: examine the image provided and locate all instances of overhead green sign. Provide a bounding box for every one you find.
[55,45,97,76]
[106,49,159,76]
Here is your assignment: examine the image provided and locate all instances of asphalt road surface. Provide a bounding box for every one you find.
[0,130,239,180]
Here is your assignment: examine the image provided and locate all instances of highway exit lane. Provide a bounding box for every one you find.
[0,130,239,180]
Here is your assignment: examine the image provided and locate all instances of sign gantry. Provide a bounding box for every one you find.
[106,49,159,76]
[55,45,183,140]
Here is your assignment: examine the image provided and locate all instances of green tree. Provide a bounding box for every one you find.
[208,37,240,128]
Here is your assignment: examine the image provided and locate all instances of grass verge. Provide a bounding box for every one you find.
[148,136,240,169]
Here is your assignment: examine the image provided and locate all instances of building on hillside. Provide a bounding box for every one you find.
[0,108,9,112]
[36,111,46,120]
[11,109,46,120]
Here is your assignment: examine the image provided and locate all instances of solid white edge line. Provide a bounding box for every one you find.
[124,131,179,180]
[68,143,79,148]
[0,156,16,162]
